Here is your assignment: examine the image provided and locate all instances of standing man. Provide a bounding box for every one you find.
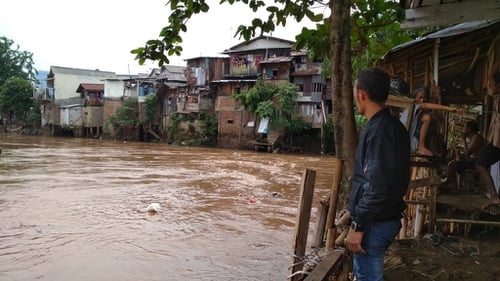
[476,70,500,209]
[345,68,411,281]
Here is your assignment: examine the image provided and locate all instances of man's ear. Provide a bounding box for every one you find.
[357,89,368,100]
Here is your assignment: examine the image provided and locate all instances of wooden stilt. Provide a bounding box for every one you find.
[289,169,317,281]
[325,159,343,249]
[313,200,328,248]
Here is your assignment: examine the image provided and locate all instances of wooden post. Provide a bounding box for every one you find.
[313,200,328,248]
[428,185,437,233]
[334,228,348,246]
[325,159,343,249]
[289,169,317,281]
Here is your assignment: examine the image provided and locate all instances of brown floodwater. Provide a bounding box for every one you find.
[0,134,337,281]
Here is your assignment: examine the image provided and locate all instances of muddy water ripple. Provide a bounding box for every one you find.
[0,134,336,281]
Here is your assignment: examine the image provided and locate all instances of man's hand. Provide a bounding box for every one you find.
[345,229,366,254]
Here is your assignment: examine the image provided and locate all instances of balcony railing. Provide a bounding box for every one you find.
[33,88,55,101]
[184,103,199,112]
[295,92,322,103]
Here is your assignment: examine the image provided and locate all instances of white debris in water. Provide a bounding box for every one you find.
[147,203,161,213]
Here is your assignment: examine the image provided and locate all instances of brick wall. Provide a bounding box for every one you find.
[218,110,256,149]
[215,82,257,148]
[103,98,123,138]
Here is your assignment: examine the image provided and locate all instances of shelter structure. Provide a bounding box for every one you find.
[377,19,500,237]
[378,19,499,128]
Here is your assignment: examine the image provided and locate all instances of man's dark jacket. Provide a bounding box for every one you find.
[348,108,411,227]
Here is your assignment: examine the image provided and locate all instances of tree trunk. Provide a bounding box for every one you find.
[329,0,358,201]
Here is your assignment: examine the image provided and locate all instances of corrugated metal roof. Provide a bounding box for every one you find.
[384,18,500,57]
[147,66,187,82]
[76,83,104,93]
[59,104,80,108]
[164,82,186,88]
[222,35,294,54]
[291,51,307,56]
[259,56,293,64]
[185,55,229,61]
[49,66,116,78]
[158,65,186,82]
[210,79,256,83]
[399,0,500,29]
[292,67,321,76]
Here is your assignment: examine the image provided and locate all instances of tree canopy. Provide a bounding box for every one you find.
[233,80,308,138]
[0,36,37,87]
[131,0,325,66]
[132,0,422,183]
[0,36,39,126]
[0,76,34,123]
[294,0,425,76]
[108,97,139,132]
[131,0,415,72]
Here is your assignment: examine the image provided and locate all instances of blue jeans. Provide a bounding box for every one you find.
[353,220,401,281]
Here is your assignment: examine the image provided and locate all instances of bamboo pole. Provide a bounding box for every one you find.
[325,159,344,249]
[401,165,419,238]
[436,218,500,226]
[334,228,348,246]
[429,185,437,232]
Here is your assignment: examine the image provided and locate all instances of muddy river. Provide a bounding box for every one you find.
[0,134,337,281]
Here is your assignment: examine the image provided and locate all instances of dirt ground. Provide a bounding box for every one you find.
[384,229,500,281]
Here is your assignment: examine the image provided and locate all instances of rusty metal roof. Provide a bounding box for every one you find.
[76,83,104,93]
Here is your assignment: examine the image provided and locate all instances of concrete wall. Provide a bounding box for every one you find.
[104,80,125,98]
[83,106,104,127]
[53,72,112,101]
[60,106,82,127]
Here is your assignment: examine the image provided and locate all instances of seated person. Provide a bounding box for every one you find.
[442,120,485,190]
[409,87,463,156]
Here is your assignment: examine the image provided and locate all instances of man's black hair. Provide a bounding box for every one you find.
[356,68,390,103]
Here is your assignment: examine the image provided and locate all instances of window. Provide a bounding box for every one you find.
[272,69,278,79]
[299,104,315,116]
[312,83,323,93]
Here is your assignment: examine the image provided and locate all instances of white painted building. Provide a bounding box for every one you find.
[47,66,117,103]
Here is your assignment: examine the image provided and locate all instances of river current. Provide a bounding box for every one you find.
[0,134,336,281]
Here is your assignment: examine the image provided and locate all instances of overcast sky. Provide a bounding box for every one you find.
[0,0,324,75]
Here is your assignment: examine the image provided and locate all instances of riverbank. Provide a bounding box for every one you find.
[385,232,500,281]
